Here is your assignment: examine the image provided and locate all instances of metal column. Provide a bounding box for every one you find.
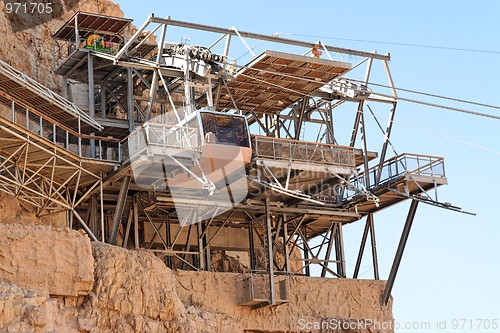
[381,200,419,305]
[126,67,134,132]
[369,214,380,280]
[87,52,96,158]
[109,176,131,244]
[265,198,276,305]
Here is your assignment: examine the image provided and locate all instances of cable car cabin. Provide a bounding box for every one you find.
[198,110,251,158]
[166,110,252,193]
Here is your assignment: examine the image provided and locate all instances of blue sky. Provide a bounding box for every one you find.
[116,1,500,331]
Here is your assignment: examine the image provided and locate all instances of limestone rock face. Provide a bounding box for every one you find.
[83,243,186,332]
[0,192,65,227]
[0,233,394,333]
[0,282,76,333]
[0,224,93,297]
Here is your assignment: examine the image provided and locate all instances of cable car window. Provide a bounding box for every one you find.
[216,115,236,145]
[201,113,217,143]
[232,117,250,148]
[199,111,250,148]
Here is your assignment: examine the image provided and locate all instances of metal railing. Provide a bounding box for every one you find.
[52,39,122,71]
[347,153,446,199]
[0,98,121,161]
[124,123,200,161]
[252,135,356,168]
[0,94,203,165]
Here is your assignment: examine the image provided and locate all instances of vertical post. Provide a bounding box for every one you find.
[206,76,213,107]
[294,97,308,140]
[360,108,371,188]
[166,215,173,268]
[381,200,419,305]
[283,218,290,273]
[100,84,106,119]
[369,214,380,280]
[375,102,397,185]
[133,195,139,249]
[89,195,97,235]
[248,221,256,271]
[78,116,82,156]
[62,77,68,100]
[53,123,56,143]
[127,67,134,132]
[303,226,310,277]
[145,70,158,122]
[353,216,371,278]
[157,22,168,63]
[98,140,102,159]
[182,224,193,270]
[350,58,373,146]
[265,198,276,305]
[321,224,336,278]
[11,100,15,122]
[183,47,192,108]
[100,180,105,242]
[109,176,131,244]
[204,225,211,271]
[74,14,80,47]
[223,34,232,57]
[122,208,133,248]
[197,219,205,270]
[335,223,346,278]
[88,53,96,158]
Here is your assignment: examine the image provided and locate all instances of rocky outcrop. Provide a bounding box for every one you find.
[0,225,93,297]
[0,192,65,227]
[0,231,394,332]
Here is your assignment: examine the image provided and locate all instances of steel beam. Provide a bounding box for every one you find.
[150,17,390,61]
[126,67,134,132]
[353,216,370,278]
[321,224,336,277]
[114,14,154,61]
[350,58,373,147]
[294,98,308,140]
[335,223,346,278]
[381,200,419,305]
[265,198,276,305]
[88,53,96,158]
[197,217,205,270]
[108,176,131,244]
[375,102,397,185]
[122,208,133,248]
[369,214,380,280]
[248,220,256,271]
[302,226,310,277]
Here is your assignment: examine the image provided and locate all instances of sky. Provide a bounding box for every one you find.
[116,1,500,331]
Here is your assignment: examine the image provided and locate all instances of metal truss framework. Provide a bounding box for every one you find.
[0,11,463,309]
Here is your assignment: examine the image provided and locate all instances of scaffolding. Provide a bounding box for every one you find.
[0,11,470,309]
